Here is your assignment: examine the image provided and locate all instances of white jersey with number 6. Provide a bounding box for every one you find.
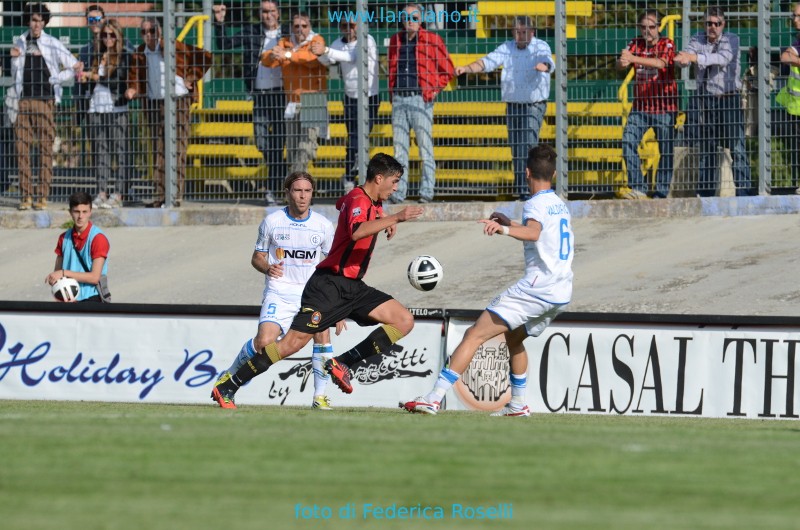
[520,189,574,304]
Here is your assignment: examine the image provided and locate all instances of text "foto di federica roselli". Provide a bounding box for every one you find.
[294,502,513,520]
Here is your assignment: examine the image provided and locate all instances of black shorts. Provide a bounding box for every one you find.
[290,269,393,333]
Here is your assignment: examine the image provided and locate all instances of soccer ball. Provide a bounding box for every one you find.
[407,255,443,291]
[52,277,80,302]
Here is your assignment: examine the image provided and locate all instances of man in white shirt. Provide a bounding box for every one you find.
[11,2,83,210]
[455,16,555,201]
[402,144,574,417]
[212,171,340,410]
[314,21,380,192]
[126,17,212,208]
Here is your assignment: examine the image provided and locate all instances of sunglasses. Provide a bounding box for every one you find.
[705,21,723,27]
[141,27,157,35]
[87,15,103,24]
[102,32,117,39]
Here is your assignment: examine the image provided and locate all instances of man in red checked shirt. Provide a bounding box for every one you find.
[45,191,110,302]
[617,9,678,200]
[212,154,424,407]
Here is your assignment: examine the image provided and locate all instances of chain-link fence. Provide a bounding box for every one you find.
[0,1,797,207]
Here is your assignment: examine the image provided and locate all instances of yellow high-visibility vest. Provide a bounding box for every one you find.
[777,64,800,116]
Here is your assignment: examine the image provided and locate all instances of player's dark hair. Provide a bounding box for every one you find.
[23,2,51,25]
[85,4,105,17]
[366,153,404,182]
[284,171,315,191]
[527,144,557,181]
[69,192,93,210]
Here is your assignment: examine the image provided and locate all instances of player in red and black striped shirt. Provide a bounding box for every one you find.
[617,9,678,199]
[212,154,425,406]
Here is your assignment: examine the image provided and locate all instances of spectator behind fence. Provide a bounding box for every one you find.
[75,5,105,118]
[10,2,83,211]
[79,19,131,209]
[261,13,327,175]
[45,191,110,303]
[214,1,287,206]
[777,2,800,195]
[617,9,678,200]
[455,15,554,201]
[314,18,380,193]
[127,18,213,208]
[676,6,752,197]
[387,3,454,204]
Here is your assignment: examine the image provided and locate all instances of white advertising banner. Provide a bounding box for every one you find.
[0,311,443,409]
[445,319,800,419]
[3,308,798,419]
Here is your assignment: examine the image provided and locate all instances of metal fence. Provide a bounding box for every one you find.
[0,1,797,207]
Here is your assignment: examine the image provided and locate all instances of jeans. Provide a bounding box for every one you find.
[391,93,435,202]
[88,111,130,197]
[253,88,287,192]
[622,111,675,197]
[774,110,800,187]
[285,118,318,175]
[697,94,752,196]
[144,97,191,203]
[0,122,15,193]
[506,101,546,197]
[343,94,380,180]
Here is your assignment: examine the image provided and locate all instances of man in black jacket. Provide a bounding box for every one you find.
[214,1,287,205]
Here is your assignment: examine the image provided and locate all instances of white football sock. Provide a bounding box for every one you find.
[312,343,333,396]
[424,367,460,403]
[509,372,527,408]
[226,338,256,375]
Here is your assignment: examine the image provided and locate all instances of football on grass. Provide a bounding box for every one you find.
[407,255,443,291]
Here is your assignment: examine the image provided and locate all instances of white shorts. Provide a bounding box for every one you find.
[486,282,567,337]
[259,289,302,336]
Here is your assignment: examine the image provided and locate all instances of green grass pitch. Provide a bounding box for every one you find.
[1,400,798,530]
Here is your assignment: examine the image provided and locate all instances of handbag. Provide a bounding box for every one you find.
[73,244,112,303]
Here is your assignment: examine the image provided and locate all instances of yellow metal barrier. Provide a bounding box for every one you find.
[462,1,593,39]
[177,15,209,109]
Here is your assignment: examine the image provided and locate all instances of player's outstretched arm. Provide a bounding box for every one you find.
[479,218,542,241]
[352,206,424,241]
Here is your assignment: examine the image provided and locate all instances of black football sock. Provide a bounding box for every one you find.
[336,325,404,367]
[230,342,282,387]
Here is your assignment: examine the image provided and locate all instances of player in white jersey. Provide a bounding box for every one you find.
[212,172,338,410]
[401,144,573,416]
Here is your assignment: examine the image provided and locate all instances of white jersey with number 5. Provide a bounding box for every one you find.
[521,189,573,304]
[255,207,334,298]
